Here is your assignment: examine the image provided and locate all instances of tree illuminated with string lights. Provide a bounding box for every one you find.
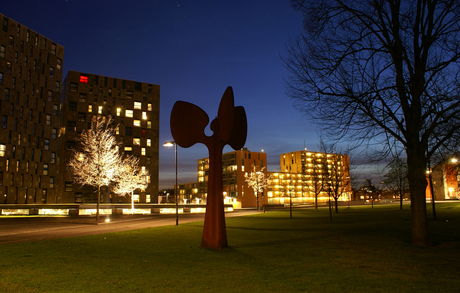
[68,115,122,221]
[113,155,150,214]
[245,165,269,211]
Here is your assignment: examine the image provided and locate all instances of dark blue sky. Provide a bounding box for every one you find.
[2,1,325,189]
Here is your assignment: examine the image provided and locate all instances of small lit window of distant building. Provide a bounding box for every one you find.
[70,83,78,92]
[147,139,151,147]
[141,148,146,156]
[133,138,140,145]
[133,194,139,203]
[88,105,92,112]
[115,126,119,135]
[125,110,133,117]
[134,102,142,110]
[133,120,141,127]
[80,75,88,83]
[147,121,151,129]
[98,106,103,114]
[147,103,152,111]
[146,157,151,165]
[142,112,147,120]
[43,164,48,175]
[57,58,62,70]
[124,146,132,152]
[0,45,5,58]
[0,144,5,157]
[116,108,121,116]
[146,194,150,203]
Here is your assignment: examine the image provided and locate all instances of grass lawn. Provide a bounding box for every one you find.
[1,203,459,293]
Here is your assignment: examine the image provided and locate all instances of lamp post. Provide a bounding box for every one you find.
[163,141,178,225]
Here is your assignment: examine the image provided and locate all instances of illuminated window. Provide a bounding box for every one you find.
[43,164,48,175]
[147,139,151,147]
[133,194,139,202]
[0,144,5,157]
[88,105,92,112]
[125,110,133,117]
[133,138,140,145]
[124,146,132,152]
[141,148,146,156]
[146,194,151,203]
[98,106,103,114]
[148,103,152,111]
[147,121,151,129]
[116,108,121,116]
[80,75,88,83]
[134,102,142,110]
[116,126,119,135]
[142,111,147,120]
[134,120,141,127]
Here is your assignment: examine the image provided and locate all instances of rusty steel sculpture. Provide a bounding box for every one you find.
[170,87,247,249]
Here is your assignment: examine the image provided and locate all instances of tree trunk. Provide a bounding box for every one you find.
[406,146,430,246]
[96,185,100,222]
[399,189,403,210]
[334,197,339,213]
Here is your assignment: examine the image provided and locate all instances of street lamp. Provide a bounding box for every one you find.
[163,141,178,225]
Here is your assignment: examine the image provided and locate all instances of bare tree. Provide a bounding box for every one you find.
[113,155,150,214]
[323,154,352,213]
[244,165,269,211]
[68,116,122,221]
[383,157,409,210]
[285,1,460,246]
[362,179,379,209]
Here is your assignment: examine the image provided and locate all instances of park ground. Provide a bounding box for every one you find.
[1,203,459,292]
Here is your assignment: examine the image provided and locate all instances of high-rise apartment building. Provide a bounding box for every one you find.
[267,150,351,205]
[59,71,160,204]
[0,13,64,204]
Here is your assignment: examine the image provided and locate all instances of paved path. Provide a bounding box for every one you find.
[0,210,261,245]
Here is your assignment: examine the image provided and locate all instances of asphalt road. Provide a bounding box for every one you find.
[0,209,260,245]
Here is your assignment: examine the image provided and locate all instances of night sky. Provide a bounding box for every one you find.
[2,1,325,189]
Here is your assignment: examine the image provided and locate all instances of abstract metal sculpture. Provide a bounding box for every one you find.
[170,87,247,249]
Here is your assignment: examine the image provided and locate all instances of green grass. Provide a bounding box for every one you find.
[1,203,460,293]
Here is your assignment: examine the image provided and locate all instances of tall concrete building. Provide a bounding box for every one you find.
[59,71,160,204]
[0,14,161,207]
[0,13,64,204]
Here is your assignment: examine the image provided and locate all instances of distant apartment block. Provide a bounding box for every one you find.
[0,13,64,204]
[268,150,351,205]
[179,148,351,208]
[178,148,267,208]
[59,71,160,204]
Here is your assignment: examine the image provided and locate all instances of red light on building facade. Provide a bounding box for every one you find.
[80,76,88,83]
